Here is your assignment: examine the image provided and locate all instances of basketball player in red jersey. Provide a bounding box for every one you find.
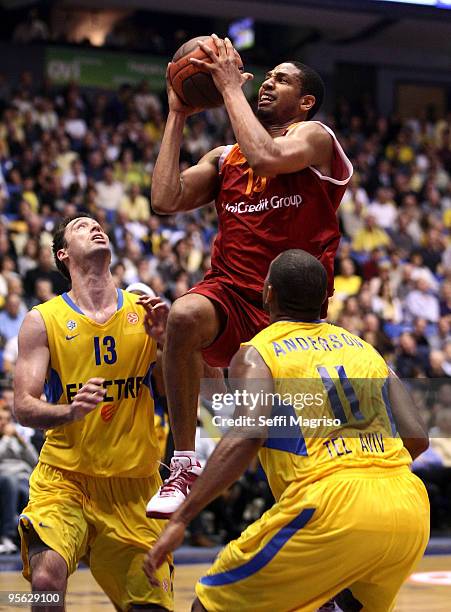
[146,35,353,518]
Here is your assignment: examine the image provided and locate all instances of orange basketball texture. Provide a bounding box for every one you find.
[168,36,243,108]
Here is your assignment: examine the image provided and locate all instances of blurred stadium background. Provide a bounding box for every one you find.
[0,0,450,605]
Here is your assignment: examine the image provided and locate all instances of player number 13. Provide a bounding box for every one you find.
[93,336,117,365]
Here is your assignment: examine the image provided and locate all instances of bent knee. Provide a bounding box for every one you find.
[167,295,221,344]
[31,558,67,592]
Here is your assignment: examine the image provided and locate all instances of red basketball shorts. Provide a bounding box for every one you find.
[188,279,269,368]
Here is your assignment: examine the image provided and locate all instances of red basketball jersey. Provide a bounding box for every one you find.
[205,121,353,314]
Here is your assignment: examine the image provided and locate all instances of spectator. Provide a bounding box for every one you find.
[427,350,448,378]
[405,278,440,324]
[0,407,38,554]
[371,278,403,324]
[0,293,26,342]
[334,258,362,300]
[65,107,87,143]
[395,332,427,378]
[2,335,18,375]
[352,215,391,253]
[362,313,393,357]
[389,212,415,256]
[412,317,431,352]
[24,246,69,299]
[61,158,87,191]
[367,187,398,229]
[95,165,124,219]
[119,183,150,223]
[418,228,445,274]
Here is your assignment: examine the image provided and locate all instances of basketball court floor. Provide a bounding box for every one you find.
[0,554,450,610]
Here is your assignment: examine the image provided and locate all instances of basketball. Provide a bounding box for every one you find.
[168,35,243,108]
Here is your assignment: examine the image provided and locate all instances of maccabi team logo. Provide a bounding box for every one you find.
[101,404,116,422]
[127,312,139,324]
[66,320,77,331]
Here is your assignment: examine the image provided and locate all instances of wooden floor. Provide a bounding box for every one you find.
[0,555,450,610]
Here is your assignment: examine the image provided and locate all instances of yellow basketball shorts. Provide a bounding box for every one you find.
[19,462,173,611]
[196,467,430,612]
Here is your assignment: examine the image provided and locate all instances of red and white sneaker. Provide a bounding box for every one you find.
[146,455,202,519]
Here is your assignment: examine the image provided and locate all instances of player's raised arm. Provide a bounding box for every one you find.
[14,310,106,429]
[387,368,429,460]
[191,35,334,177]
[151,65,223,214]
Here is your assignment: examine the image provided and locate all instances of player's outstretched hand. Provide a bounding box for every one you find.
[70,378,106,422]
[138,296,169,345]
[191,34,253,94]
[166,63,203,117]
[143,520,186,586]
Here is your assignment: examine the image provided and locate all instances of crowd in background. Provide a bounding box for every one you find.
[0,69,450,554]
[9,7,211,59]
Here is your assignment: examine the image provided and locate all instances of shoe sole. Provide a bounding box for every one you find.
[146,510,173,519]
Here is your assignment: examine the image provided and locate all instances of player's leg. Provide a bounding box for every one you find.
[147,281,268,519]
[19,463,89,611]
[29,544,67,612]
[163,292,224,450]
[86,473,174,611]
[146,291,225,518]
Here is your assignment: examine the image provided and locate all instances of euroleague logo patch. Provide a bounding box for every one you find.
[127,312,139,325]
[101,404,116,422]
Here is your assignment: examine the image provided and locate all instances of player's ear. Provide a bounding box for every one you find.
[299,94,315,116]
[57,248,68,266]
[264,285,273,307]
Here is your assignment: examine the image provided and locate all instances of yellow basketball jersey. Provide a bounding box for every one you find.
[244,320,411,500]
[35,289,159,478]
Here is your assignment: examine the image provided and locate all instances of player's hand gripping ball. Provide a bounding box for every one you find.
[168,35,244,108]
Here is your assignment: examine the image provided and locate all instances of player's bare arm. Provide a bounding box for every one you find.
[192,35,332,176]
[387,367,429,460]
[151,66,224,214]
[14,309,106,429]
[143,346,272,582]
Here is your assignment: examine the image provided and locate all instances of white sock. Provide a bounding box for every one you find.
[174,450,196,457]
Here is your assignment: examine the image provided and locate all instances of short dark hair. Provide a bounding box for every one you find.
[268,249,327,316]
[287,61,324,120]
[52,214,93,281]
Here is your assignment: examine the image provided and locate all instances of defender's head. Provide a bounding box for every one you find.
[263,249,327,321]
[53,215,110,282]
[257,61,324,124]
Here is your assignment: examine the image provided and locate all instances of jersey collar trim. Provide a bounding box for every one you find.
[62,292,84,314]
[62,289,124,315]
[117,288,124,310]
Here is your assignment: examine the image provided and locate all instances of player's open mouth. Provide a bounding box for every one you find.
[259,93,276,105]
[92,234,106,242]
